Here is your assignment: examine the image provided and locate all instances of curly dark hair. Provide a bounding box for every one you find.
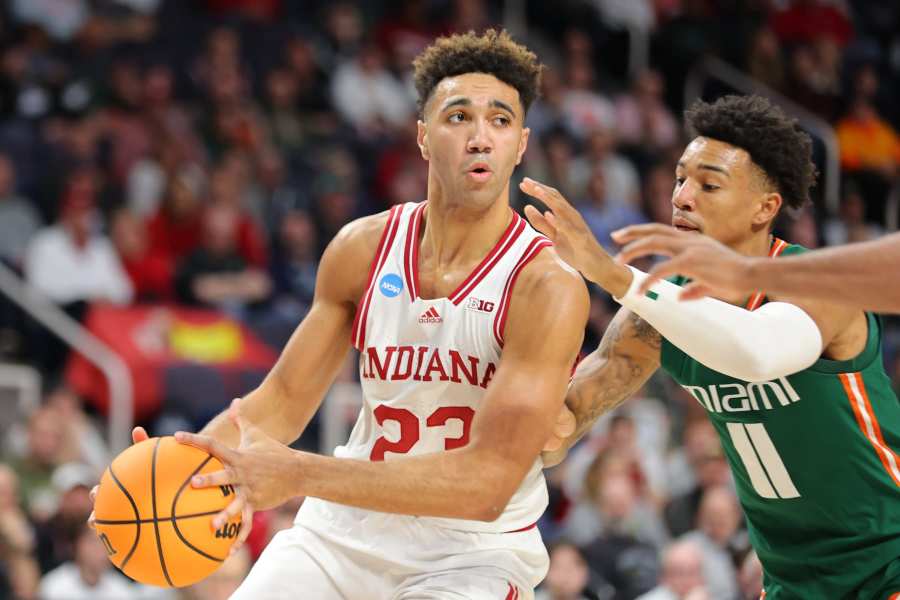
[412,29,543,118]
[685,95,818,210]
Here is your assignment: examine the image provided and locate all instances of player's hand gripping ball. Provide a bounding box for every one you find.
[92,437,243,587]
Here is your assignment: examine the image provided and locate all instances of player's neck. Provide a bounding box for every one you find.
[729,231,774,258]
[420,193,512,269]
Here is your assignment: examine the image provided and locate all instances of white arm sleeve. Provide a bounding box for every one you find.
[615,267,823,382]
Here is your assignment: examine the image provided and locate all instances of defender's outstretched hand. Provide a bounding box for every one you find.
[520,177,633,298]
[176,399,299,554]
[520,178,610,282]
[612,223,755,300]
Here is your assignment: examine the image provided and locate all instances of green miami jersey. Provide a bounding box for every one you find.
[661,243,900,599]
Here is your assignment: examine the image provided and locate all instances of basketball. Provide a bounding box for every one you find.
[93,436,243,588]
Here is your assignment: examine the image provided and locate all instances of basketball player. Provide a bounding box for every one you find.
[612,224,900,313]
[104,30,588,599]
[527,95,900,599]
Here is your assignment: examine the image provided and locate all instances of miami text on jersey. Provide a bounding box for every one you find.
[683,377,801,414]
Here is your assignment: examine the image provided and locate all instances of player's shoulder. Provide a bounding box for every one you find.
[512,244,589,313]
[319,209,397,303]
[330,209,395,260]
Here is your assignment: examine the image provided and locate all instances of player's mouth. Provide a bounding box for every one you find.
[466,163,492,183]
[672,216,701,233]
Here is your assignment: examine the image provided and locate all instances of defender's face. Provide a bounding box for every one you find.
[417,73,529,209]
[671,137,779,247]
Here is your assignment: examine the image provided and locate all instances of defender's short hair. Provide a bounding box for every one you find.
[413,29,543,118]
[685,95,818,210]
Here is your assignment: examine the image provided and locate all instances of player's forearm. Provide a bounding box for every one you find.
[543,349,654,466]
[748,233,900,313]
[293,450,514,521]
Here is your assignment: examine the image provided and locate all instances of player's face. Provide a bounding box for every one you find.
[417,73,529,209]
[671,137,781,248]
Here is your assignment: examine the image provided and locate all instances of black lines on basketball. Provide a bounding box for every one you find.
[150,438,174,587]
[107,464,141,570]
[94,509,223,525]
[170,453,226,564]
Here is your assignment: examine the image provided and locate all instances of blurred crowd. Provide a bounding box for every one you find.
[0,0,897,598]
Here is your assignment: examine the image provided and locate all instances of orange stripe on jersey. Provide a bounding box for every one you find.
[887,593,900,600]
[759,591,766,600]
[746,237,788,311]
[841,372,900,487]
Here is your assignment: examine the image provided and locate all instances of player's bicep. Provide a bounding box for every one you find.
[263,214,387,405]
[469,265,589,469]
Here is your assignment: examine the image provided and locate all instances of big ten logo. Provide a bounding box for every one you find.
[466,297,495,314]
[379,273,404,298]
[219,484,236,497]
[214,522,242,540]
[98,532,116,556]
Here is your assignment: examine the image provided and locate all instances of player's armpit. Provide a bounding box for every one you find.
[542,308,661,467]
[200,212,391,448]
[767,291,868,363]
[463,254,590,518]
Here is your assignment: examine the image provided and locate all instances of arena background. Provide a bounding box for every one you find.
[0,0,897,598]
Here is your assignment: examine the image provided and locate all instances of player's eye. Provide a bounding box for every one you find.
[493,116,510,127]
[702,184,720,192]
[674,176,686,187]
[448,112,466,123]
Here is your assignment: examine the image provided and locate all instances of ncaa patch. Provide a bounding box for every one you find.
[379,273,403,298]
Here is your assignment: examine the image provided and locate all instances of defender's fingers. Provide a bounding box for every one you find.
[611,223,675,244]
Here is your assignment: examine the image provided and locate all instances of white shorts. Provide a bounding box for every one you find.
[231,498,549,600]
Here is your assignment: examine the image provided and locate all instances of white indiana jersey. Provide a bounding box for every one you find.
[339,201,553,533]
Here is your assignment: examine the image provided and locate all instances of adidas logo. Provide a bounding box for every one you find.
[418,307,442,324]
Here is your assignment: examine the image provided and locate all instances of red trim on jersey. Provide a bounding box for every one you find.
[506,522,536,533]
[350,206,403,350]
[746,237,788,311]
[447,212,525,305]
[504,582,518,600]
[403,202,426,301]
[493,237,553,347]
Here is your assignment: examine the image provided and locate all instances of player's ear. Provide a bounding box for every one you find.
[515,127,530,166]
[417,120,430,161]
[753,191,782,227]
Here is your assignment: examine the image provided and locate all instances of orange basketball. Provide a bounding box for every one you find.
[93,436,243,587]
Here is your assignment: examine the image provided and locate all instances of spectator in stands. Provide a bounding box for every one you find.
[330,38,414,139]
[111,208,174,302]
[614,71,678,156]
[681,487,745,600]
[6,407,67,521]
[38,522,134,600]
[572,126,643,208]
[535,540,600,600]
[208,162,269,268]
[578,166,646,252]
[746,27,786,93]
[836,64,900,220]
[148,165,207,264]
[0,464,40,598]
[0,153,41,269]
[823,184,883,246]
[33,463,96,573]
[174,203,272,312]
[580,474,660,598]
[636,540,708,600]
[664,420,731,538]
[43,388,109,473]
[562,59,616,139]
[24,171,133,307]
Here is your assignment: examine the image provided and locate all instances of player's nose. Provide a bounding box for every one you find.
[466,119,493,154]
[672,180,696,211]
